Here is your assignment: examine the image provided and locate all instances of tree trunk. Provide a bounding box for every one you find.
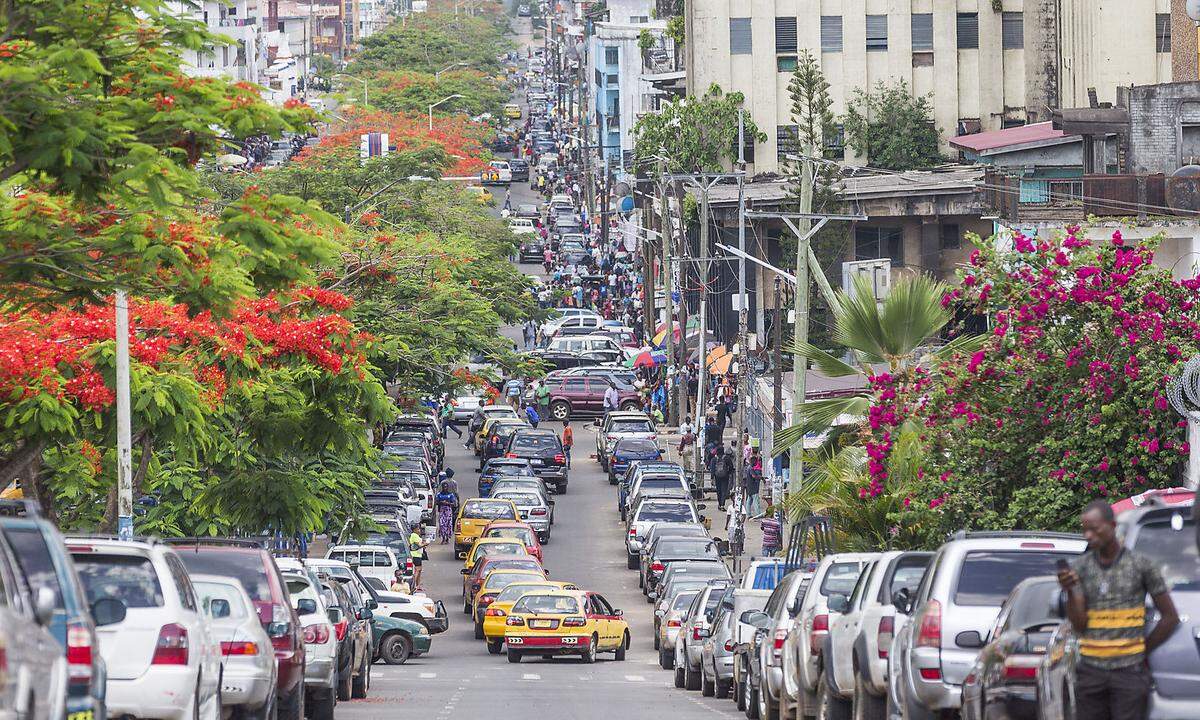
[1,439,54,522]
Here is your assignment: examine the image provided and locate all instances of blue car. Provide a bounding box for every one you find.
[608,437,664,483]
[2,515,107,720]
[478,457,538,496]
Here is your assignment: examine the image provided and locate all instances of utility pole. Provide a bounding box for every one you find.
[600,157,611,250]
[659,161,677,425]
[773,277,784,437]
[115,290,133,540]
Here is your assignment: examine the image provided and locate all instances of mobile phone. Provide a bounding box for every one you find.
[1055,558,1070,572]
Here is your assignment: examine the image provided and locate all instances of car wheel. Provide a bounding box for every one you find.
[653,631,660,650]
[474,617,485,640]
[627,554,638,570]
[379,632,413,665]
[550,401,570,420]
[507,650,522,663]
[717,677,732,699]
[759,682,776,720]
[615,633,628,661]
[539,531,550,544]
[336,656,352,701]
[463,597,471,614]
[736,679,748,711]
[581,635,598,664]
[685,659,702,691]
[487,640,502,655]
[310,688,335,720]
[556,483,567,495]
[619,401,640,411]
[702,667,715,697]
[660,646,673,669]
[674,662,685,688]
[852,675,885,720]
[746,680,761,719]
[279,685,303,720]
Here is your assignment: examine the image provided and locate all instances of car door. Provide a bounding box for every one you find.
[0,536,62,720]
[585,594,611,648]
[561,378,587,411]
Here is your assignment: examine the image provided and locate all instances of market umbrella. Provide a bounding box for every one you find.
[707,352,734,375]
[627,349,667,368]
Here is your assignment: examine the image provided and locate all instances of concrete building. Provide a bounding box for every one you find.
[180,0,265,84]
[684,0,1180,175]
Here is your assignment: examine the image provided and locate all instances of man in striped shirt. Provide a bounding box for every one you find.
[1058,500,1179,720]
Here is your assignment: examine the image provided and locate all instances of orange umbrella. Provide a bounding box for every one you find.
[707,352,734,375]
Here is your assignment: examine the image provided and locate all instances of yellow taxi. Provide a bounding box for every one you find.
[464,185,493,205]
[480,580,578,653]
[454,498,519,557]
[464,536,530,571]
[503,590,630,664]
[503,103,522,120]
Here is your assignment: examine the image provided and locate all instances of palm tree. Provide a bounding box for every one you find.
[774,272,983,455]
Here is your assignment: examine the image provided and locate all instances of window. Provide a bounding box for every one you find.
[777,55,797,72]
[1002,12,1024,49]
[165,555,197,610]
[74,554,165,608]
[733,134,756,163]
[823,124,845,160]
[776,125,799,164]
[775,17,797,53]
[594,69,602,85]
[1157,13,1172,53]
[954,551,1077,606]
[729,18,752,54]
[630,15,648,23]
[940,223,961,250]
[911,14,933,52]
[820,562,865,597]
[865,15,887,52]
[855,226,903,263]
[607,73,618,85]
[820,16,842,53]
[604,46,618,65]
[5,528,63,610]
[957,13,979,50]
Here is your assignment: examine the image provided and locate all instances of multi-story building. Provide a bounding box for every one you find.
[179,0,265,84]
[685,0,1181,174]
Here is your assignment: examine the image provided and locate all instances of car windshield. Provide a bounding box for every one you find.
[463,501,517,520]
[610,420,652,434]
[954,551,1079,606]
[657,539,717,559]
[486,527,535,544]
[484,572,543,591]
[74,554,165,608]
[497,583,554,602]
[477,542,526,558]
[483,559,541,575]
[495,493,539,507]
[1132,514,1200,591]
[490,464,533,476]
[512,435,560,452]
[513,594,580,614]
[194,580,249,619]
[617,439,659,454]
[174,549,271,602]
[819,562,866,597]
[637,504,695,522]
[673,591,700,611]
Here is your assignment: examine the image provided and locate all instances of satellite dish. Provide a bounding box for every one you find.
[1188,0,1200,21]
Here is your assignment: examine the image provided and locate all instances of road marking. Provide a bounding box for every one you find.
[624,674,645,682]
[419,672,437,679]
[522,673,541,680]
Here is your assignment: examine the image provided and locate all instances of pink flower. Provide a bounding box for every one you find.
[968,350,986,373]
[1014,235,1036,253]
[902,496,912,509]
[1054,251,1070,266]
[1111,230,1123,246]
[963,274,977,287]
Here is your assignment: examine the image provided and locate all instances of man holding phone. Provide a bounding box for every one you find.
[1058,500,1179,720]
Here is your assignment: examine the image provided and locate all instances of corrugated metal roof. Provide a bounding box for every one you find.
[948,122,1070,153]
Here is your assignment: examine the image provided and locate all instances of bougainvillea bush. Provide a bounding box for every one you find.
[869,228,1200,544]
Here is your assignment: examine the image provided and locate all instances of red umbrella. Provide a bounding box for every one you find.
[631,350,658,368]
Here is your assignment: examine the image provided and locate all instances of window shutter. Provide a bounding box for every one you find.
[1002,12,1023,49]
[865,15,887,52]
[729,18,752,55]
[911,14,933,52]
[820,16,842,53]
[956,13,979,50]
[775,17,797,53]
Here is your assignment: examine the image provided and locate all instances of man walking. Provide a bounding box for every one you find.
[561,420,573,468]
[603,381,619,413]
[1058,500,1179,720]
[712,443,734,511]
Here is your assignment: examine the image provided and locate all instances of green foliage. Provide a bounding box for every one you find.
[666,16,685,46]
[632,85,765,173]
[369,70,509,119]
[352,11,512,75]
[638,29,655,52]
[842,80,943,170]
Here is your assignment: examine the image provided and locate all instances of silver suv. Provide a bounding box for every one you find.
[753,570,812,720]
[674,580,731,691]
[824,551,931,720]
[889,532,1084,719]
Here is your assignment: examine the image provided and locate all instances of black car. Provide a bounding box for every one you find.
[504,428,569,493]
[479,457,538,496]
[515,202,540,220]
[478,421,528,470]
[509,159,530,181]
[519,236,546,263]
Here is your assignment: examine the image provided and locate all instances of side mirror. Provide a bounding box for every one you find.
[366,597,379,610]
[296,598,318,616]
[92,597,127,627]
[33,586,56,626]
[788,596,804,618]
[461,568,471,575]
[891,588,912,614]
[740,610,769,627]
[208,598,232,619]
[614,609,623,617]
[361,607,374,621]
[1053,589,1067,619]
[827,593,850,615]
[697,627,710,638]
[955,631,985,649]
[327,607,343,624]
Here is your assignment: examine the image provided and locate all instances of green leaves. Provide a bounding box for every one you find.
[842,80,943,171]
[633,84,765,174]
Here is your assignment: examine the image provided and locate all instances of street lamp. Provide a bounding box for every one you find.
[332,73,368,106]
[427,93,465,131]
[435,61,469,81]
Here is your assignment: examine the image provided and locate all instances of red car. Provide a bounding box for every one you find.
[544,376,640,420]
[167,539,306,720]
[481,520,544,563]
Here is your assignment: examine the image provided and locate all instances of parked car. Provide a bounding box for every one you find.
[190,574,277,719]
[390,415,444,467]
[961,576,1061,720]
[826,550,931,720]
[596,411,657,470]
[608,438,664,484]
[1038,501,1199,720]
[626,498,703,569]
[518,235,546,263]
[658,590,701,663]
[478,419,530,470]
[504,428,569,493]
[302,559,446,635]
[490,490,552,542]
[621,463,690,515]
[69,538,224,720]
[285,570,368,707]
[702,587,772,699]
[2,516,105,720]
[740,558,789,590]
[674,580,733,691]
[889,532,1084,720]
[468,405,521,451]
[654,561,732,609]
[509,159,530,181]
[636,522,709,571]
[325,544,403,587]
[752,569,814,720]
[372,614,431,665]
[478,457,538,496]
[644,537,722,600]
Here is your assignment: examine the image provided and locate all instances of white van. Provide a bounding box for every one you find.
[325,544,402,585]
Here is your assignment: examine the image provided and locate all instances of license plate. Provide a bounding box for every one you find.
[68,712,94,720]
[531,619,553,628]
[531,459,544,466]
[223,685,246,694]
[561,637,578,645]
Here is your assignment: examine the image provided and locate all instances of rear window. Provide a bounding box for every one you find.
[484,573,542,591]
[512,434,561,452]
[491,464,533,476]
[751,563,787,590]
[497,583,552,602]
[495,493,539,506]
[618,439,659,454]
[657,539,716,558]
[74,554,164,608]
[513,594,580,614]
[1132,516,1200,591]
[639,476,684,490]
[819,562,866,597]
[954,551,1078,606]
[486,527,535,544]
[1001,580,1061,632]
[463,501,517,520]
[174,549,272,603]
[477,542,525,558]
[6,527,65,609]
[193,580,249,619]
[637,504,695,522]
[673,591,699,611]
[883,557,930,601]
[610,420,653,434]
